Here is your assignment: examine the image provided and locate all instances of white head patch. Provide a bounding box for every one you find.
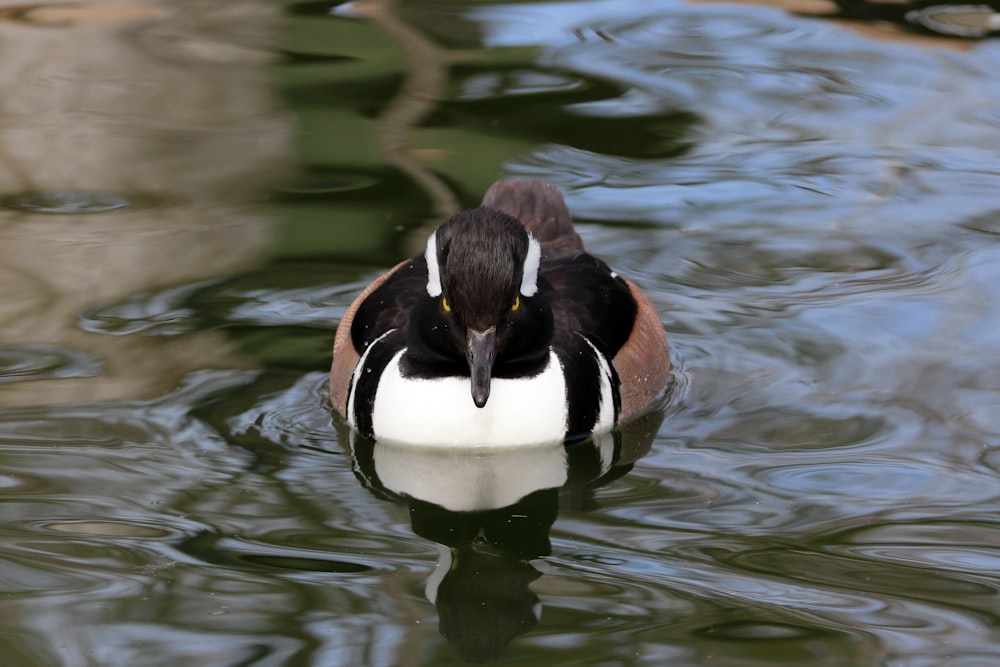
[520,234,541,297]
[425,231,442,297]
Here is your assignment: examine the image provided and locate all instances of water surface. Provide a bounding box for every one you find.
[1,1,999,665]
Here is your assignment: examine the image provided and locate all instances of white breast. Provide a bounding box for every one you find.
[371,349,568,447]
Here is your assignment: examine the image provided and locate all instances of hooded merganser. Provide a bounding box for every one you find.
[330,179,670,446]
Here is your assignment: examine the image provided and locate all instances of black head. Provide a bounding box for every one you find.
[410,207,553,407]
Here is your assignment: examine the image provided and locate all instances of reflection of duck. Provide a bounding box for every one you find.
[330,179,670,447]
[342,407,664,663]
[833,0,1000,37]
[413,492,553,664]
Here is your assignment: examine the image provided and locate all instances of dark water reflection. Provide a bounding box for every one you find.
[1,0,1000,665]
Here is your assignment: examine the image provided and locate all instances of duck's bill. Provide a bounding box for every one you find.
[466,327,497,408]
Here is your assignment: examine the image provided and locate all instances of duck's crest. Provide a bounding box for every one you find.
[482,180,585,259]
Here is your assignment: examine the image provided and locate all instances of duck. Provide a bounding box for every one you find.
[330,179,670,447]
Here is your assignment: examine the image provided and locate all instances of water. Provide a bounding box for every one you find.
[1,0,998,665]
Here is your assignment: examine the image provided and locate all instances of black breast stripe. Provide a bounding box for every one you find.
[559,337,618,444]
[349,329,406,439]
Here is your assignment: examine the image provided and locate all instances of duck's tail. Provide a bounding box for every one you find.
[482,180,585,259]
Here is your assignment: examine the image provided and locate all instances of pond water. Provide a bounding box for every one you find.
[1,0,999,665]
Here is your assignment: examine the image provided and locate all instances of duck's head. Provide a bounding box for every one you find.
[411,207,553,408]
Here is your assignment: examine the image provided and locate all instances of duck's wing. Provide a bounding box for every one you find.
[544,253,670,425]
[543,253,637,358]
[330,256,427,415]
[481,180,585,259]
[612,277,671,420]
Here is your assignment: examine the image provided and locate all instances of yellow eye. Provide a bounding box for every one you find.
[511,296,520,311]
[442,297,451,312]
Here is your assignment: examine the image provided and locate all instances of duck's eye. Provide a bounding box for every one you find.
[511,296,520,312]
[442,297,451,312]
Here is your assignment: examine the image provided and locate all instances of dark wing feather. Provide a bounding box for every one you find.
[542,253,637,360]
[351,256,429,352]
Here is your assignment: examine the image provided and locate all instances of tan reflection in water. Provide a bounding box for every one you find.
[0,2,291,408]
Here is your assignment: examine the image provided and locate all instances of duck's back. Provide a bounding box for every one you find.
[482,180,584,259]
[484,180,671,423]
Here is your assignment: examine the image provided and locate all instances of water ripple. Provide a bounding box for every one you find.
[0,344,103,382]
[827,520,1000,571]
[0,190,134,214]
[177,533,389,576]
[748,456,997,507]
[78,265,357,335]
